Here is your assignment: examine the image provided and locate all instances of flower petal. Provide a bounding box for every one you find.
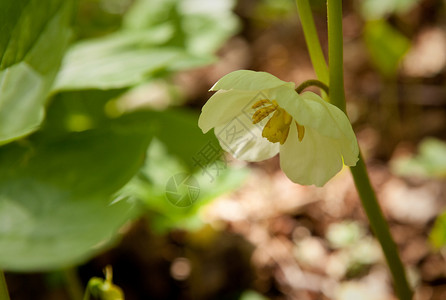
[210,70,295,91]
[198,89,258,133]
[337,135,359,166]
[279,124,344,187]
[214,113,279,162]
[276,90,359,165]
[276,91,354,139]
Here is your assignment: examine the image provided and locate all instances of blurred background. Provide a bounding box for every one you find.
[3,0,446,299]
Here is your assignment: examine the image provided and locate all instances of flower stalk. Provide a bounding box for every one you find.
[326,0,413,299]
[350,154,413,300]
[327,0,346,113]
[295,0,329,85]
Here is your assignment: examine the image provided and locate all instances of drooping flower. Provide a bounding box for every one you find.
[198,70,359,186]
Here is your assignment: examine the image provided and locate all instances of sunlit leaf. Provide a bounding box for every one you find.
[0,0,75,144]
[53,31,181,91]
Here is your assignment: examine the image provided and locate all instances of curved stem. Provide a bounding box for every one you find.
[295,79,329,94]
[0,270,10,300]
[295,0,329,85]
[327,1,413,299]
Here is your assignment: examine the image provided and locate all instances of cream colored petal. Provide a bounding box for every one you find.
[279,124,344,187]
[210,70,295,91]
[337,135,359,166]
[276,91,352,139]
[214,113,279,162]
[275,90,359,164]
[198,89,258,133]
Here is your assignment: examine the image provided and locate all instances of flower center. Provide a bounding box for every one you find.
[251,99,305,145]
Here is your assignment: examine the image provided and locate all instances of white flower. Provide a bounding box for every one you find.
[198,70,359,186]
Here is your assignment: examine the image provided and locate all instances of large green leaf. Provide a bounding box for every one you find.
[53,30,214,92]
[53,29,177,91]
[0,90,153,271]
[0,0,75,144]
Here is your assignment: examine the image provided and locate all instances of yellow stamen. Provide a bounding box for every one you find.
[252,99,270,109]
[296,122,305,142]
[252,99,302,144]
[261,108,292,145]
[252,105,276,124]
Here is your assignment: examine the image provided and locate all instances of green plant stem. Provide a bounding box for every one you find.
[350,154,413,300]
[0,270,10,300]
[327,1,412,299]
[295,0,329,85]
[295,79,329,94]
[63,268,84,300]
[327,0,346,112]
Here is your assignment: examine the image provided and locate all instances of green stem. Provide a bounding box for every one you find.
[327,0,346,112]
[327,1,412,299]
[295,79,329,94]
[0,270,10,300]
[350,154,413,300]
[295,0,329,85]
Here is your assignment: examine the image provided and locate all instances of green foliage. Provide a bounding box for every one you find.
[0,86,246,270]
[0,0,75,144]
[392,138,446,179]
[55,0,239,92]
[0,90,153,271]
[363,20,410,78]
[53,32,184,91]
[0,0,242,272]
